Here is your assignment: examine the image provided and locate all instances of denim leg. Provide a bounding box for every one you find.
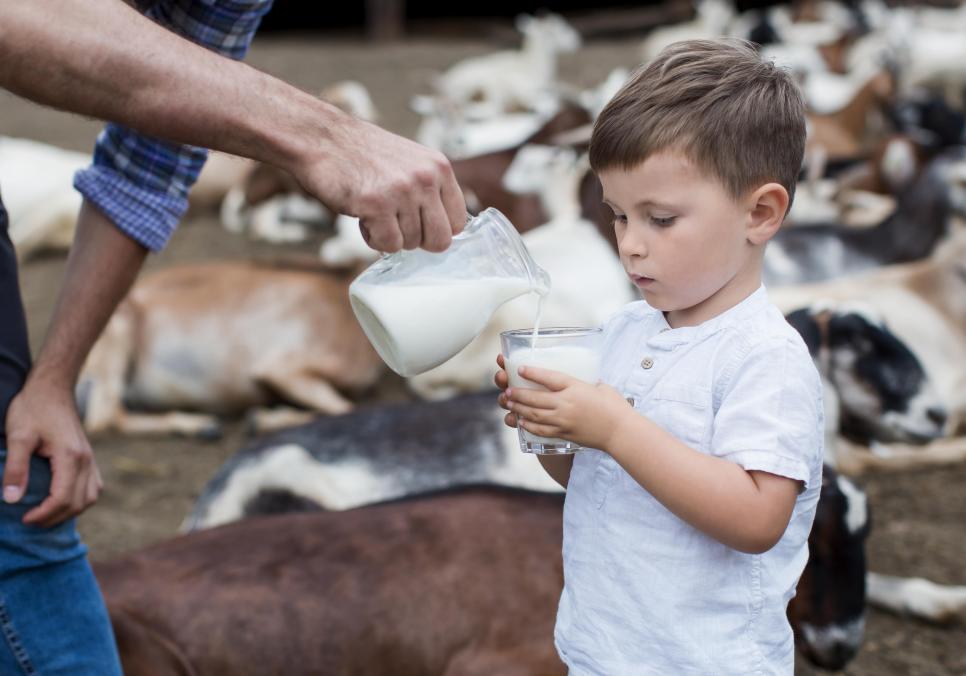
[0,449,122,675]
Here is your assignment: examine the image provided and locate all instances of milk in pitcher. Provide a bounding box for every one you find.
[350,276,537,377]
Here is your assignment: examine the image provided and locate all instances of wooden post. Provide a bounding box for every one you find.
[366,0,405,42]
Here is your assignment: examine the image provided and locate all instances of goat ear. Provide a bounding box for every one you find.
[786,308,822,356]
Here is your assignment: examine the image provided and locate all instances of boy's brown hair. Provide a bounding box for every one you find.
[590,39,806,211]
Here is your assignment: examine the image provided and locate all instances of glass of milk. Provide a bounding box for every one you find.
[500,327,603,454]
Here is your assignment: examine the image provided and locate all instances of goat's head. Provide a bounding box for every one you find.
[786,305,947,444]
[788,465,870,671]
[516,13,581,53]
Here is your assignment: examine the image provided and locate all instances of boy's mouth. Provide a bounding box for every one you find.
[630,274,655,287]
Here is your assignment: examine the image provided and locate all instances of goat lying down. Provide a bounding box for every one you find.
[184,298,935,531]
[100,488,570,676]
[77,259,383,437]
[116,474,867,674]
[771,234,966,471]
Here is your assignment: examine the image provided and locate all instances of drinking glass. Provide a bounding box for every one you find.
[500,327,603,454]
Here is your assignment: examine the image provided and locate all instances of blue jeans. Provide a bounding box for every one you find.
[0,449,122,675]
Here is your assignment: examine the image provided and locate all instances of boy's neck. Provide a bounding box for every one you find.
[663,265,763,329]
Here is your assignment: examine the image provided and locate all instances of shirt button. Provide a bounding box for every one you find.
[641,357,654,369]
[625,396,635,406]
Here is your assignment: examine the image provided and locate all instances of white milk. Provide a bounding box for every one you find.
[350,277,536,377]
[505,344,601,449]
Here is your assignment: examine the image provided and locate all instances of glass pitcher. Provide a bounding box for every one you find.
[349,207,551,377]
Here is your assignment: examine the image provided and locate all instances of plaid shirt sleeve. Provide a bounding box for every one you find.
[73,0,274,251]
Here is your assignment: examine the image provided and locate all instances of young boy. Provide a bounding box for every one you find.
[496,39,823,674]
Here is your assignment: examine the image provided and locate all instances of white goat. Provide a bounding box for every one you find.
[432,13,580,119]
[407,145,634,400]
[641,0,735,64]
[0,136,86,260]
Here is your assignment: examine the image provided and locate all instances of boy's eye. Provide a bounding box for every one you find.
[611,214,628,226]
[650,215,676,227]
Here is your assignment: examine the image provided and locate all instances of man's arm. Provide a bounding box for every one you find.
[0,0,466,252]
[2,201,144,525]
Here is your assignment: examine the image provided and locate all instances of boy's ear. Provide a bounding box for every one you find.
[745,182,789,245]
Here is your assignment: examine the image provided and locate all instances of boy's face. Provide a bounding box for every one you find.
[599,150,763,327]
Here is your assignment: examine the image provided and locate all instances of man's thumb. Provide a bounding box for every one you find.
[3,432,36,504]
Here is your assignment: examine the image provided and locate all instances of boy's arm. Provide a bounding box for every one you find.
[536,454,574,489]
[605,415,800,554]
[507,367,803,554]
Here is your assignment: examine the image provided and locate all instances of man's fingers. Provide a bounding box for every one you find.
[418,198,453,253]
[439,166,467,235]
[397,208,423,250]
[2,430,38,504]
[360,214,403,253]
[23,449,80,526]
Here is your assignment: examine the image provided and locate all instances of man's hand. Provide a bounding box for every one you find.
[3,376,102,527]
[505,365,631,450]
[294,114,466,254]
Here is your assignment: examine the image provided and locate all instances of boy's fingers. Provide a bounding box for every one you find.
[504,412,518,428]
[494,369,508,390]
[510,403,548,423]
[506,387,556,409]
[519,419,556,438]
[496,354,506,368]
[517,366,572,391]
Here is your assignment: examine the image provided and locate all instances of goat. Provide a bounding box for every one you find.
[640,0,734,64]
[785,305,946,469]
[867,572,966,626]
[0,136,86,261]
[111,476,867,674]
[771,233,966,471]
[764,145,966,286]
[76,259,383,438]
[184,298,929,532]
[431,13,580,119]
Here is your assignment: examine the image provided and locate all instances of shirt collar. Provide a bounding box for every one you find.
[643,285,769,350]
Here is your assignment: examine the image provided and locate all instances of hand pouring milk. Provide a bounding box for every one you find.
[349,208,551,377]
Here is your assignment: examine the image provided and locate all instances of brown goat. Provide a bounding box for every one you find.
[78,259,383,437]
[98,488,567,676]
[97,479,868,674]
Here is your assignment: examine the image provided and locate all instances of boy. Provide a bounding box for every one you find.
[497,39,823,674]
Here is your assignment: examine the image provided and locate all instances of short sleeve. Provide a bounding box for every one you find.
[711,337,824,490]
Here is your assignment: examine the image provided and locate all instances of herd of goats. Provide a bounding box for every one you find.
[4,0,966,673]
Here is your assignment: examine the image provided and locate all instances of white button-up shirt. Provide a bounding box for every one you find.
[555,286,824,675]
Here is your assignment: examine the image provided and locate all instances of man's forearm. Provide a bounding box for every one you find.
[0,0,342,173]
[28,200,146,389]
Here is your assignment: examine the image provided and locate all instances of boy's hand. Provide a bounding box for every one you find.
[505,365,630,449]
[494,354,518,429]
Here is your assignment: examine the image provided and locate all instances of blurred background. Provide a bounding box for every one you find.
[2,1,965,674]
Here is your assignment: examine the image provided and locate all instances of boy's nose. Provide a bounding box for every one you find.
[618,228,648,258]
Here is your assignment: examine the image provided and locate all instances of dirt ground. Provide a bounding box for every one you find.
[3,31,965,676]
